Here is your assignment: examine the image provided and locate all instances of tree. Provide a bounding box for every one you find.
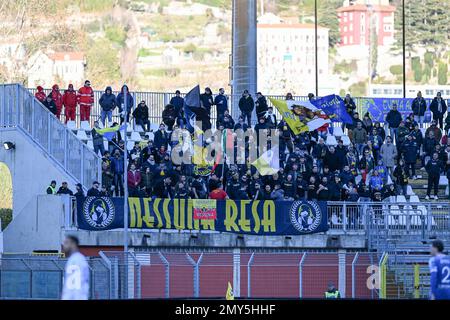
[317,0,341,47]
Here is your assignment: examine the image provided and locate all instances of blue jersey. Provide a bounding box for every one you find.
[429,254,450,300]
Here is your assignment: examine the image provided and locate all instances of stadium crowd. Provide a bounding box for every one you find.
[39,82,450,202]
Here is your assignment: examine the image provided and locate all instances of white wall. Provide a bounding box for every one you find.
[0,128,78,217]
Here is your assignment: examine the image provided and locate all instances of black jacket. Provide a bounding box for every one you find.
[412,97,427,116]
[238,95,255,113]
[255,96,268,116]
[43,99,57,115]
[385,110,402,128]
[430,97,447,117]
[132,104,149,121]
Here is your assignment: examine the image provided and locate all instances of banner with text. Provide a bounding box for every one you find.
[360,97,433,123]
[77,197,328,235]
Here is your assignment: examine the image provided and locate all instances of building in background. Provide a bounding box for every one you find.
[338,0,395,48]
[257,13,329,95]
[27,51,85,88]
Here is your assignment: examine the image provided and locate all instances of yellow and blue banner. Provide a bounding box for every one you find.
[96,124,126,141]
[77,197,328,235]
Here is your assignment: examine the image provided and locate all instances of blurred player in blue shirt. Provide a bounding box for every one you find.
[429,240,450,300]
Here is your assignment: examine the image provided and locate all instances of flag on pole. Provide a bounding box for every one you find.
[251,146,280,176]
[311,94,353,124]
[269,98,330,133]
[96,124,127,141]
[226,282,234,300]
[183,85,201,134]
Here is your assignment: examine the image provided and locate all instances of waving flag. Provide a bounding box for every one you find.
[183,85,201,134]
[96,124,126,141]
[311,94,353,124]
[252,146,280,176]
[269,98,330,134]
[226,282,234,300]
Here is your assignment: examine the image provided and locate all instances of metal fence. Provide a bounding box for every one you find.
[27,88,418,129]
[0,256,111,299]
[0,84,102,189]
[130,251,383,299]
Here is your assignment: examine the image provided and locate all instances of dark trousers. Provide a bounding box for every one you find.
[241,112,252,126]
[427,175,439,196]
[406,162,416,177]
[114,174,124,197]
[94,143,105,156]
[136,118,151,132]
[434,115,444,129]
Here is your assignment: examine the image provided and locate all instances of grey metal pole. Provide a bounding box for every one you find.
[123,85,129,254]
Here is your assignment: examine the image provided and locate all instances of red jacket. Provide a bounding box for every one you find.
[77,85,94,107]
[35,86,46,102]
[50,84,63,109]
[127,170,142,188]
[63,84,78,109]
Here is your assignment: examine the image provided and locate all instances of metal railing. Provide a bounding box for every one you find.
[27,88,424,129]
[0,84,102,189]
[0,256,111,299]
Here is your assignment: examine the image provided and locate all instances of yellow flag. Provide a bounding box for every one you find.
[226,282,234,300]
[269,98,307,135]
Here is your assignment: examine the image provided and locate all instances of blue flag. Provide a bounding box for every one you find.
[96,124,127,141]
[183,85,201,133]
[311,95,353,124]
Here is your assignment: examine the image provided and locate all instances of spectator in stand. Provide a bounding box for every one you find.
[111,150,125,197]
[127,163,142,197]
[425,152,443,200]
[328,175,343,201]
[116,84,134,124]
[99,86,116,127]
[255,92,268,119]
[87,181,101,197]
[50,84,63,120]
[77,80,94,122]
[57,182,74,195]
[402,134,419,179]
[154,123,169,149]
[91,121,105,156]
[369,169,384,194]
[385,103,402,144]
[35,86,46,103]
[264,106,277,129]
[382,184,397,199]
[132,101,150,132]
[430,92,447,130]
[286,93,294,100]
[169,90,184,124]
[200,87,214,116]
[425,120,443,143]
[214,88,228,120]
[62,84,77,124]
[346,112,363,140]
[352,121,368,155]
[359,149,375,182]
[343,94,356,118]
[209,183,228,200]
[412,91,427,127]
[423,131,438,168]
[368,127,383,163]
[217,109,235,129]
[162,104,177,131]
[154,177,173,199]
[101,161,115,196]
[380,136,397,176]
[362,112,373,134]
[396,121,410,151]
[46,180,57,195]
[43,95,57,115]
[74,183,85,201]
[238,90,255,126]
[411,124,423,151]
[393,158,409,196]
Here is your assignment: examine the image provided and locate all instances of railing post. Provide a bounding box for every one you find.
[47,113,51,151]
[351,252,359,298]
[194,253,202,298]
[159,252,170,298]
[342,202,347,232]
[299,253,307,298]
[233,248,241,298]
[81,145,85,187]
[247,253,254,298]
[426,203,432,234]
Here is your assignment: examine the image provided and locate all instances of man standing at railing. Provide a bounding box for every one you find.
[63,84,77,124]
[77,80,94,122]
[429,240,450,300]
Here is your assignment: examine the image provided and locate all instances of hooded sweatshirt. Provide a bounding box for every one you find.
[99,86,117,111]
[35,86,46,102]
[50,84,63,109]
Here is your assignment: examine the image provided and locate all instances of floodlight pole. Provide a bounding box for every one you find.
[123,85,129,254]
